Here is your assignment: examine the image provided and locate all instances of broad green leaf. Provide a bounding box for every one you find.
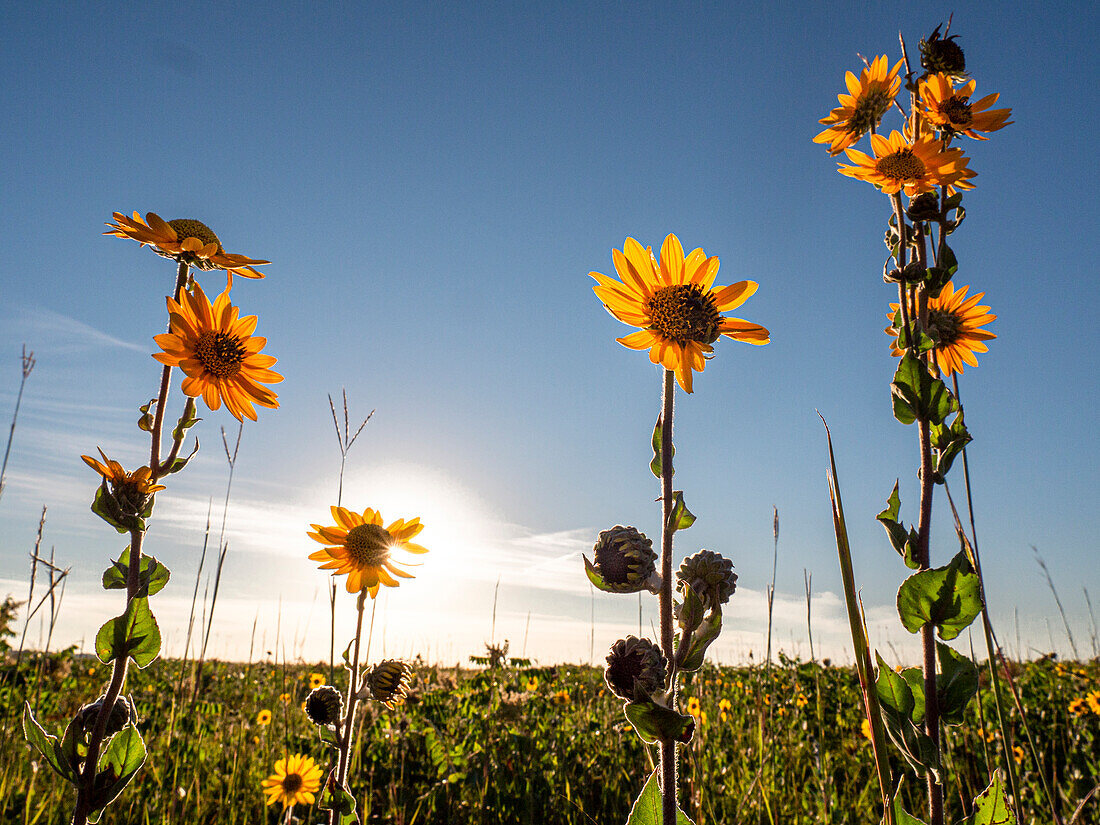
[22,703,73,782]
[86,724,146,820]
[668,491,696,532]
[650,417,673,479]
[319,768,358,824]
[876,481,919,569]
[875,653,914,719]
[91,484,140,534]
[102,547,171,597]
[625,768,696,825]
[163,439,199,475]
[317,724,342,750]
[900,668,925,725]
[896,551,982,640]
[930,412,971,483]
[676,581,704,634]
[936,642,979,726]
[891,352,957,426]
[967,770,1016,825]
[624,700,695,745]
[677,610,722,672]
[95,597,162,668]
[583,554,648,595]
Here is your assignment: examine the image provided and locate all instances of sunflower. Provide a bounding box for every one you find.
[839,130,975,196]
[814,55,904,155]
[81,449,167,499]
[919,74,1013,140]
[308,672,325,690]
[685,696,702,717]
[106,212,269,286]
[308,507,429,597]
[255,709,272,726]
[886,281,996,377]
[152,282,282,421]
[1088,690,1100,715]
[260,753,323,809]
[590,234,769,393]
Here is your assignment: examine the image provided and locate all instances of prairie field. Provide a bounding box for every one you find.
[2,653,1097,824]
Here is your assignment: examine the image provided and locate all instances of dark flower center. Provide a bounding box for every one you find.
[168,219,223,252]
[606,651,645,700]
[194,331,246,378]
[876,150,926,182]
[928,308,963,345]
[940,96,973,127]
[847,88,891,135]
[281,773,303,794]
[646,284,721,346]
[344,523,392,567]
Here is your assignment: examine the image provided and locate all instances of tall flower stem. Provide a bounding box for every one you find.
[658,368,677,825]
[72,261,189,825]
[329,592,372,825]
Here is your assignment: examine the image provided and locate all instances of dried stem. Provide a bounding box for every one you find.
[0,344,36,502]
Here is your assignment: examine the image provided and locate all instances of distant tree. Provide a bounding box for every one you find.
[0,595,21,653]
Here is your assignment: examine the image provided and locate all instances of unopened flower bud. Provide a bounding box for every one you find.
[605,636,667,702]
[305,685,343,726]
[77,694,133,737]
[906,193,941,223]
[364,660,413,708]
[919,24,966,78]
[588,526,658,594]
[677,550,737,610]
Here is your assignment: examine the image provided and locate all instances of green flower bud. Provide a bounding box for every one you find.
[605,636,667,702]
[363,659,413,708]
[676,549,737,610]
[305,685,343,726]
[77,694,133,737]
[586,526,659,594]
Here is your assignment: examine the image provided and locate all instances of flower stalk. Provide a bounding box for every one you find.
[658,368,677,825]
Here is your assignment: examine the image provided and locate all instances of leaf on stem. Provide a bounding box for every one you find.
[891,352,958,426]
[22,703,74,783]
[86,724,147,821]
[102,547,170,598]
[623,699,695,745]
[668,491,696,532]
[896,550,982,640]
[877,482,920,569]
[95,597,162,668]
[650,416,673,479]
[626,768,696,825]
[936,642,979,725]
[961,770,1016,825]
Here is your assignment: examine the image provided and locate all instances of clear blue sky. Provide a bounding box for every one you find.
[2,1,1097,665]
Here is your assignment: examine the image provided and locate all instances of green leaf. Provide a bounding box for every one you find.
[624,700,695,745]
[892,313,936,354]
[171,404,201,442]
[930,412,971,483]
[625,768,696,825]
[319,768,358,824]
[91,484,140,534]
[86,724,146,820]
[943,192,963,210]
[164,439,199,475]
[876,482,920,569]
[583,554,648,595]
[874,653,914,719]
[886,783,929,825]
[137,399,156,433]
[650,417,673,479]
[891,352,957,426]
[95,597,162,668]
[102,547,171,598]
[936,642,978,726]
[676,581,704,635]
[317,724,342,750]
[668,491,695,532]
[965,771,1016,825]
[900,667,925,725]
[22,703,73,782]
[677,610,722,672]
[896,550,982,640]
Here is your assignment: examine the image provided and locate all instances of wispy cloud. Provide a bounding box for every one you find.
[7,306,147,354]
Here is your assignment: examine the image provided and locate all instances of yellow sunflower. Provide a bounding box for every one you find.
[308,672,325,690]
[814,55,904,155]
[81,449,166,498]
[260,753,323,809]
[887,281,996,377]
[839,130,975,196]
[152,282,282,421]
[919,74,1013,140]
[308,507,429,597]
[1068,697,1088,715]
[1087,690,1100,715]
[590,234,769,393]
[106,212,269,286]
[255,709,272,726]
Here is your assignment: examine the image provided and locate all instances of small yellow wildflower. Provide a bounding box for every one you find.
[525,676,539,692]
[861,719,873,741]
[795,693,809,708]
[256,709,272,726]
[308,672,325,690]
[1012,745,1025,765]
[261,753,323,809]
[1069,697,1088,715]
[686,696,702,717]
[1086,691,1100,715]
[278,693,291,704]
[553,690,570,706]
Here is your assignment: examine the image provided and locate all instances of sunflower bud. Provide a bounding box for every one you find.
[676,550,737,610]
[77,694,133,737]
[919,24,966,78]
[585,526,659,594]
[304,685,343,726]
[363,659,413,708]
[605,636,667,702]
[906,193,941,223]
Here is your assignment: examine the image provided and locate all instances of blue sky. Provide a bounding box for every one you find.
[1,1,1097,666]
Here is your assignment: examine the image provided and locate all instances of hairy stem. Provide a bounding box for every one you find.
[658,368,677,825]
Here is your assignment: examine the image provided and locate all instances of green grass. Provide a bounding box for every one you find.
[1,653,1097,824]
